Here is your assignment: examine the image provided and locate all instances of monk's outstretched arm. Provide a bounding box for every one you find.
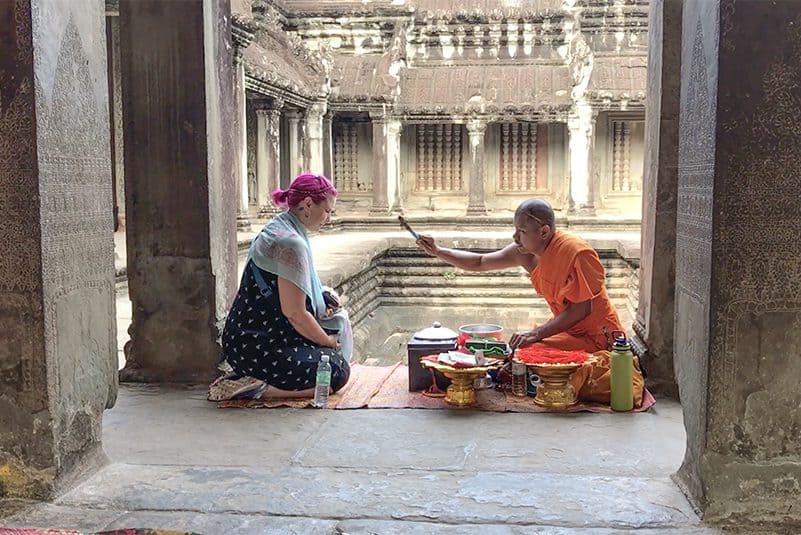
[510,300,592,348]
[417,237,524,272]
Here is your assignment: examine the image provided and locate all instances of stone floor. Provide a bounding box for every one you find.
[2,385,730,534]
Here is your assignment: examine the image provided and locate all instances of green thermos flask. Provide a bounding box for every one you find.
[610,331,634,412]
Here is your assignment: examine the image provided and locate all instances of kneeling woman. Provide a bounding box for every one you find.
[222,173,351,398]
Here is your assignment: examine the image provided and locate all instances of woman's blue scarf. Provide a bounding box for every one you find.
[247,211,353,360]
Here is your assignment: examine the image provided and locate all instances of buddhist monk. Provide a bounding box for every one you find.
[415,199,623,352]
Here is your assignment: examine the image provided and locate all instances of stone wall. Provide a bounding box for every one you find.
[675,0,801,524]
[0,0,116,499]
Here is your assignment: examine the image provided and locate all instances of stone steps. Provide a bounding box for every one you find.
[337,248,638,331]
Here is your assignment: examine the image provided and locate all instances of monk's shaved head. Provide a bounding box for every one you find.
[515,198,555,229]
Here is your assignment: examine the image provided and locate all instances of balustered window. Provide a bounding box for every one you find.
[499,122,547,192]
[333,122,368,192]
[415,124,464,192]
[611,120,644,192]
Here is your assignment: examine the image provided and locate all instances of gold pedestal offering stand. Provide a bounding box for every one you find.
[518,356,595,410]
[420,360,502,407]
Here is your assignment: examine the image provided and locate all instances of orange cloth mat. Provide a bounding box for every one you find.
[218,363,655,413]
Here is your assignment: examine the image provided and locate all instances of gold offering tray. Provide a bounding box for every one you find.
[515,355,595,410]
[421,360,503,407]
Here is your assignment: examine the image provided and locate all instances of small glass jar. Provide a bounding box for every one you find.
[511,361,527,397]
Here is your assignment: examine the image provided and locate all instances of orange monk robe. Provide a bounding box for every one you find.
[528,231,644,407]
[529,230,623,352]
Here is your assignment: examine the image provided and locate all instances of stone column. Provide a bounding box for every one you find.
[466,118,488,215]
[674,0,801,524]
[387,119,403,212]
[633,0,682,398]
[233,37,252,231]
[118,0,238,383]
[286,109,303,178]
[305,101,326,175]
[255,104,282,216]
[370,115,390,214]
[567,103,595,212]
[323,111,334,180]
[0,0,116,499]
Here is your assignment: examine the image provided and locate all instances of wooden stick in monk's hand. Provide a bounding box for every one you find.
[398,215,420,240]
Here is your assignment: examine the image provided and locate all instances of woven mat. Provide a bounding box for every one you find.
[217,363,656,413]
[218,362,401,409]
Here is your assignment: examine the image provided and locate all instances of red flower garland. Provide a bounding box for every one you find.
[515,346,589,365]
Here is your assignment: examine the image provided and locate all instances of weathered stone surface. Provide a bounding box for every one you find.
[636,0,682,398]
[0,0,116,499]
[2,506,730,535]
[118,0,238,382]
[58,456,696,528]
[1,503,123,532]
[675,0,801,525]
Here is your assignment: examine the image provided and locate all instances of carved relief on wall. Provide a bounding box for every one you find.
[499,122,545,192]
[676,17,716,303]
[1,0,40,297]
[707,10,801,454]
[332,121,367,192]
[33,9,116,416]
[415,123,463,192]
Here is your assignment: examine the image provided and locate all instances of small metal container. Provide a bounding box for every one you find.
[458,323,504,339]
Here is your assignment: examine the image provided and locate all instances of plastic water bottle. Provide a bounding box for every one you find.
[312,355,332,408]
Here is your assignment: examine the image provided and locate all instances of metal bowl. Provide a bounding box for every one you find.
[458,323,504,339]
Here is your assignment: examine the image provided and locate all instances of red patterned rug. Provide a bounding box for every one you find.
[217,363,656,413]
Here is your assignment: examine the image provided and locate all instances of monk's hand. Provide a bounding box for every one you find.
[416,234,439,257]
[509,329,541,349]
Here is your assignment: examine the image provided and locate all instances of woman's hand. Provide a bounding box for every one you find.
[509,329,542,349]
[326,333,341,351]
[416,234,439,257]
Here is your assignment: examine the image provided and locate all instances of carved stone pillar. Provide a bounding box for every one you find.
[255,104,282,216]
[233,46,251,231]
[370,115,389,214]
[633,0,681,398]
[106,15,125,231]
[567,103,595,212]
[305,101,326,175]
[286,109,303,178]
[387,119,403,212]
[119,0,238,383]
[323,112,334,180]
[0,0,116,499]
[466,119,488,215]
[673,0,801,524]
